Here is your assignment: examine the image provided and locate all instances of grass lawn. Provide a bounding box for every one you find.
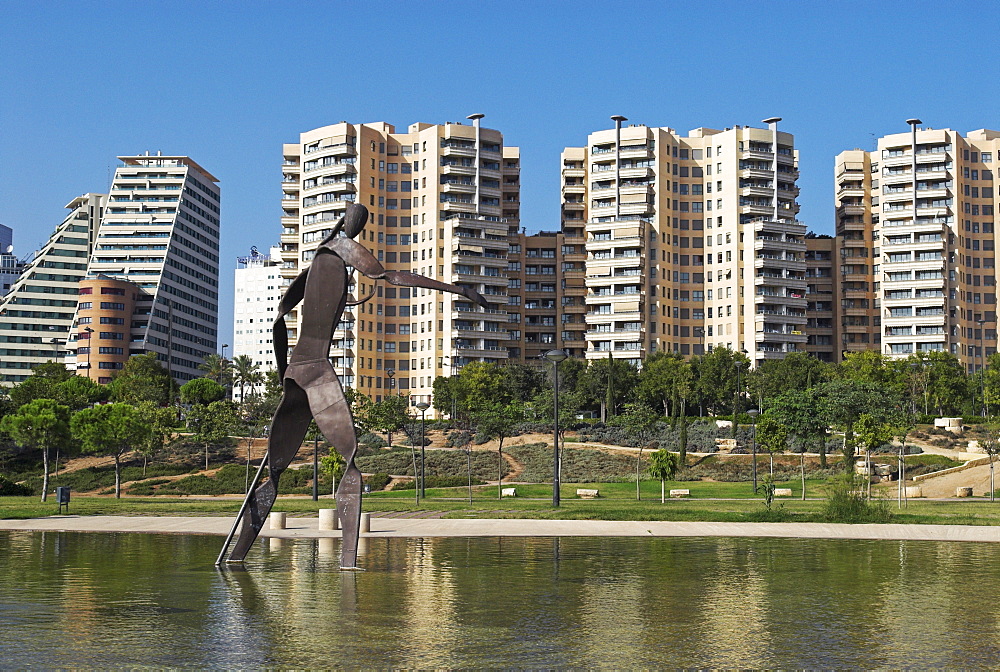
[4,476,1000,526]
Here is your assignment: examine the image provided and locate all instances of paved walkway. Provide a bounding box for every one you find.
[2,515,1000,543]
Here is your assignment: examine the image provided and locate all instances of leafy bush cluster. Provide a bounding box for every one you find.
[676,457,840,483]
[132,464,314,496]
[391,475,484,490]
[0,474,32,496]
[22,462,197,495]
[364,472,391,491]
[356,447,507,481]
[821,474,893,523]
[505,443,647,483]
[579,420,752,452]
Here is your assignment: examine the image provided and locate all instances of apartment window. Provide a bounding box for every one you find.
[100,302,125,310]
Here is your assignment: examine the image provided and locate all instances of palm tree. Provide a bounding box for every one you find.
[199,353,232,386]
[231,354,261,403]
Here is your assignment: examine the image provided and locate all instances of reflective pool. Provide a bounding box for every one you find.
[2,531,998,667]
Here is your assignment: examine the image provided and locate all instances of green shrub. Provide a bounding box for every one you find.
[821,473,892,523]
[391,475,484,490]
[364,472,391,491]
[0,474,31,496]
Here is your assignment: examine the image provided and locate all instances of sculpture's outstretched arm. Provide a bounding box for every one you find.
[383,270,490,308]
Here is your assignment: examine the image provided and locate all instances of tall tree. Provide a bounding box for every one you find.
[638,351,690,416]
[136,401,177,476]
[748,351,830,411]
[199,353,232,387]
[230,354,262,404]
[754,415,789,477]
[612,401,661,500]
[816,380,899,467]
[855,412,896,500]
[9,362,72,408]
[72,403,151,499]
[648,448,679,504]
[180,378,226,406]
[579,357,638,420]
[0,399,70,501]
[473,400,525,499]
[693,347,750,416]
[186,401,237,471]
[769,388,830,468]
[502,363,546,403]
[53,375,108,410]
[107,353,173,406]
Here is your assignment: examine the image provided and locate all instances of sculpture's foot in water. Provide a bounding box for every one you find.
[228,479,279,562]
[337,466,363,569]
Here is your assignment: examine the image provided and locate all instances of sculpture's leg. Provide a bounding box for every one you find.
[227,380,312,562]
[311,394,362,568]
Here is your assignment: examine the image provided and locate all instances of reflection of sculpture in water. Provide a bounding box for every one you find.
[218,203,487,568]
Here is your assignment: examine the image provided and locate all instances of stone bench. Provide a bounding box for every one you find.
[905,486,923,498]
[669,489,690,498]
[576,488,600,499]
[501,487,517,498]
[956,486,974,497]
[774,488,793,497]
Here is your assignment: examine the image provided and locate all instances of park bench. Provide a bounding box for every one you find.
[501,487,517,498]
[774,488,793,497]
[669,489,690,498]
[576,488,599,499]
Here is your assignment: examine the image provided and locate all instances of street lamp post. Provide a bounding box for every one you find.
[83,327,94,378]
[386,367,395,395]
[312,430,319,502]
[385,368,396,446]
[978,319,987,418]
[416,401,430,498]
[544,349,568,507]
[748,408,760,494]
[49,338,63,363]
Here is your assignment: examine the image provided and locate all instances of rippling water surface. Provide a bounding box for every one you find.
[2,531,999,667]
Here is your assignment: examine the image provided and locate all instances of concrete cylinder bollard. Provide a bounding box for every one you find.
[956,486,974,498]
[904,486,923,498]
[318,508,338,531]
[360,512,371,533]
[269,511,287,530]
[318,537,335,555]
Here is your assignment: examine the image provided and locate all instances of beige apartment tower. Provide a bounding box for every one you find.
[280,117,520,405]
[561,117,806,367]
[835,123,1000,371]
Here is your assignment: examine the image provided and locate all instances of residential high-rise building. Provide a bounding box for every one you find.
[0,224,26,295]
[73,275,143,381]
[804,235,838,362]
[504,230,588,362]
[232,245,281,400]
[561,117,806,367]
[835,124,1000,371]
[280,118,519,404]
[68,154,221,383]
[0,194,105,385]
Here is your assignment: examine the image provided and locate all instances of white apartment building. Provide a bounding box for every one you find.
[68,154,221,382]
[0,194,105,385]
[279,117,519,405]
[836,123,1000,371]
[0,224,26,295]
[562,117,804,367]
[233,245,281,400]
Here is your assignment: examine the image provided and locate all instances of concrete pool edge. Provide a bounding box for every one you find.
[1,516,999,543]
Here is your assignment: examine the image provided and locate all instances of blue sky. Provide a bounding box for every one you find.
[2,0,998,350]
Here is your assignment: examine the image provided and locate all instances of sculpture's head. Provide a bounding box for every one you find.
[343,203,369,239]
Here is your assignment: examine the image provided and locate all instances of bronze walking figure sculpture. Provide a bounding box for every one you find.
[217,203,487,568]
